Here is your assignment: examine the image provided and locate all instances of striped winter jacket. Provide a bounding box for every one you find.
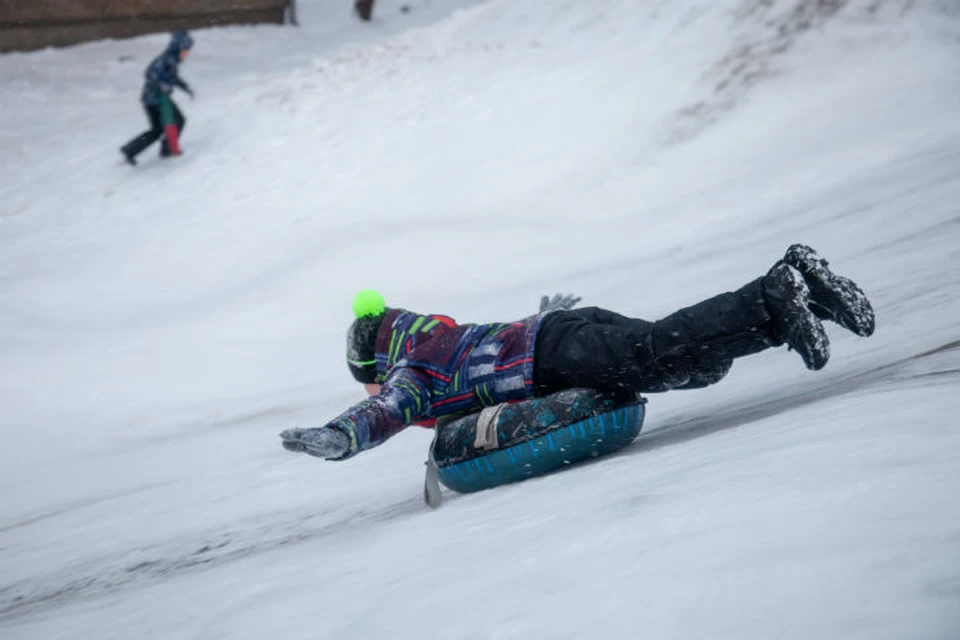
[330,308,545,458]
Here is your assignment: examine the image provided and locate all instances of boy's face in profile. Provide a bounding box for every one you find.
[179,48,190,62]
[364,383,381,397]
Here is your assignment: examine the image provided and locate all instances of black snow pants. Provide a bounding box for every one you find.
[121,102,186,160]
[533,277,780,396]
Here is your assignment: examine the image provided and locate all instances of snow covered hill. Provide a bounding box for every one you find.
[1,0,959,638]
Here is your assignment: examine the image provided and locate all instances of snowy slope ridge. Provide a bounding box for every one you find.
[2,337,957,622]
[1,0,959,638]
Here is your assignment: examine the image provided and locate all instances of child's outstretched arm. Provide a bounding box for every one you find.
[281,368,433,460]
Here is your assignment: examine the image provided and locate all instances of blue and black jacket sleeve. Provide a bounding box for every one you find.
[326,367,433,458]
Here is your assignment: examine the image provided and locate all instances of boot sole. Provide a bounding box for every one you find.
[785,245,875,337]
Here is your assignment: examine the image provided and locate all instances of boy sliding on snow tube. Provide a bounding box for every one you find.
[120,31,195,166]
[280,245,875,461]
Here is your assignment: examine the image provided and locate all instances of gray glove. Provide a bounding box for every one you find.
[539,293,581,313]
[280,426,350,459]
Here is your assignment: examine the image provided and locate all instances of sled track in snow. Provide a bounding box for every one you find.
[0,495,426,622]
[3,342,957,622]
[632,339,960,454]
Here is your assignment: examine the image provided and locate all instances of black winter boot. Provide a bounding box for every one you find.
[764,263,830,370]
[782,244,875,337]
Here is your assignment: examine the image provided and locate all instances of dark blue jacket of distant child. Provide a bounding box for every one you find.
[141,31,194,105]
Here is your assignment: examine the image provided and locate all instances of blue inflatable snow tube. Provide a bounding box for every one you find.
[432,389,645,493]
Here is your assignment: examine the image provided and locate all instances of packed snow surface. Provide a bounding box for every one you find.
[1,0,959,638]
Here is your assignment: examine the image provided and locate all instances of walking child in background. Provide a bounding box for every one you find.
[120,31,194,166]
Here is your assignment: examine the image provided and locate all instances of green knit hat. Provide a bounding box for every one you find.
[352,289,386,319]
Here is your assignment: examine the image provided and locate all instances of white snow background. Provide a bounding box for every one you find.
[1,0,960,638]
